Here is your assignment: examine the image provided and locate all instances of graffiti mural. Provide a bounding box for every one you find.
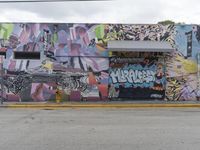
[0,23,109,102]
[0,23,199,101]
[101,24,175,43]
[109,55,166,99]
[165,25,200,100]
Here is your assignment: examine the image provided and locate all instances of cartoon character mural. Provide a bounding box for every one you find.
[0,23,200,101]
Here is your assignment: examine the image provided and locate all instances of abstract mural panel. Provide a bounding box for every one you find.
[165,25,200,100]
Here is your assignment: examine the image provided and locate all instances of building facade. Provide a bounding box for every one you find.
[0,23,200,102]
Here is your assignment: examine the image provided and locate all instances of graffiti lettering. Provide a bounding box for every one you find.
[110,69,155,84]
[110,57,143,64]
[150,94,163,99]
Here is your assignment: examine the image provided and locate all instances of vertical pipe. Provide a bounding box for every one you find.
[197,53,200,100]
[163,53,167,100]
[0,56,3,104]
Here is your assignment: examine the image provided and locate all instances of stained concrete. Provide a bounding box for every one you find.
[0,108,200,150]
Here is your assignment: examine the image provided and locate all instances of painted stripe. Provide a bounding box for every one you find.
[3,103,200,108]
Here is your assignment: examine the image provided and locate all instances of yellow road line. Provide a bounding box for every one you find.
[4,103,200,108]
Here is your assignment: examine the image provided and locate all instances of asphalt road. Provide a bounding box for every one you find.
[0,108,200,150]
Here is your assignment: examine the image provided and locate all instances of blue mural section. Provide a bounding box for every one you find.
[175,25,200,59]
[109,56,166,99]
[110,64,156,88]
[165,25,200,100]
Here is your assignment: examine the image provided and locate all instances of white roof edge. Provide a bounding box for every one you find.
[108,41,174,52]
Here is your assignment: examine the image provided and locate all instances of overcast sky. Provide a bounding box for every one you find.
[0,0,199,24]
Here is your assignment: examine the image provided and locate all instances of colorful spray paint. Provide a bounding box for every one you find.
[0,23,199,101]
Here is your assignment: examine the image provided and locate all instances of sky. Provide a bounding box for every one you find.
[0,0,199,24]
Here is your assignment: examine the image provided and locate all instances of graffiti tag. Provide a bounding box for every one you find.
[110,69,155,84]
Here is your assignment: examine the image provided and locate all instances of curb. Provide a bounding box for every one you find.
[2,103,200,108]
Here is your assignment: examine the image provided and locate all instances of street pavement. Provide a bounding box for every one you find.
[0,108,200,150]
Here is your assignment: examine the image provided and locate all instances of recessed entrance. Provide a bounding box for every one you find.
[108,41,174,100]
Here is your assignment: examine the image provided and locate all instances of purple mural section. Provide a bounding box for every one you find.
[0,23,109,102]
[0,23,199,101]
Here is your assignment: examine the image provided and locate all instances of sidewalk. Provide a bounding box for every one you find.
[1,100,200,108]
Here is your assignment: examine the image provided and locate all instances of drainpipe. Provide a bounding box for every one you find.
[0,56,3,104]
[196,53,200,100]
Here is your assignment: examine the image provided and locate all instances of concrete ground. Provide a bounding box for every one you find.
[0,108,200,150]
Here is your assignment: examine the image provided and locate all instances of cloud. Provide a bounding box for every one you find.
[0,9,56,22]
[0,0,199,24]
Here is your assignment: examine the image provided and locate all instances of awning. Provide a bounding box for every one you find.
[108,41,174,52]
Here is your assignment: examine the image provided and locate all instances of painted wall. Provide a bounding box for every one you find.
[0,23,199,101]
[109,55,165,99]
